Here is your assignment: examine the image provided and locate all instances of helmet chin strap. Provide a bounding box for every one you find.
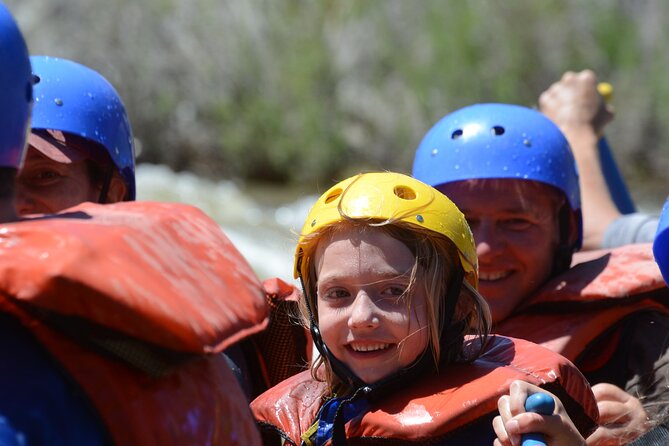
[96,166,114,205]
[296,263,367,390]
[552,203,576,276]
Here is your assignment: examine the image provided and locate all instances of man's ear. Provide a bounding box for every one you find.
[106,174,129,203]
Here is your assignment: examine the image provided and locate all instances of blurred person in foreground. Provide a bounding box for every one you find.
[413,103,669,445]
[0,2,31,223]
[0,7,264,444]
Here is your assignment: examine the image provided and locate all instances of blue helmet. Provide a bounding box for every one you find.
[412,103,582,248]
[0,4,32,168]
[653,197,669,285]
[30,56,135,199]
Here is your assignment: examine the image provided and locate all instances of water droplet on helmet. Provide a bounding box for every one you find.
[454,164,460,170]
[431,148,438,156]
[54,98,63,106]
[502,165,509,171]
[523,138,531,147]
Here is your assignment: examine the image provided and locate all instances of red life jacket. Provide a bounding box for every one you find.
[0,201,267,445]
[251,336,599,445]
[495,244,669,369]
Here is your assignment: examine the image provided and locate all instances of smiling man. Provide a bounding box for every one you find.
[413,103,669,445]
[438,179,570,323]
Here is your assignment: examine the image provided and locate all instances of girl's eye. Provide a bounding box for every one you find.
[381,286,407,297]
[322,288,350,300]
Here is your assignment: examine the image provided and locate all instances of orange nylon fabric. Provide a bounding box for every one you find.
[1,296,262,445]
[496,244,669,363]
[0,201,269,353]
[251,336,598,445]
[0,201,268,444]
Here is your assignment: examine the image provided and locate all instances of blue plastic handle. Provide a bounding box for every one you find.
[521,393,555,446]
[598,137,636,214]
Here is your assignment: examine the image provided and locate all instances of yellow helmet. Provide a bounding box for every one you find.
[294,172,478,288]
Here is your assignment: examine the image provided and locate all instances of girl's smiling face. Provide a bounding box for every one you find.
[314,227,429,384]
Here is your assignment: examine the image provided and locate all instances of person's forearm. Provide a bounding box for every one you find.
[562,127,621,250]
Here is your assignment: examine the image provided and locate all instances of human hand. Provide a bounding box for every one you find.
[539,70,614,138]
[585,383,649,446]
[493,380,586,446]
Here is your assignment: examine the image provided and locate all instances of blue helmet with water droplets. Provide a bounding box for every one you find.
[0,4,33,168]
[30,56,135,199]
[412,103,582,248]
[653,197,669,285]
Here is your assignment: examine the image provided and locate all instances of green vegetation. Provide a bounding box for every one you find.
[10,0,669,202]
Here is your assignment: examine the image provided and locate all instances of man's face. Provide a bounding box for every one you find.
[438,179,561,324]
[15,146,99,215]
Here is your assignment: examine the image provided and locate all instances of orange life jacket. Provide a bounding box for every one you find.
[0,201,268,445]
[495,244,669,369]
[251,336,599,445]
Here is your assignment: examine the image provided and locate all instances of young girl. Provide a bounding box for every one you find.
[252,172,598,445]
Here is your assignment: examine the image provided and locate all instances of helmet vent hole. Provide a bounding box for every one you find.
[324,188,342,204]
[491,126,505,136]
[451,129,463,140]
[394,186,416,200]
[32,74,41,85]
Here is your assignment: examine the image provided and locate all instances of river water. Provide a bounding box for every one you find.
[136,164,315,282]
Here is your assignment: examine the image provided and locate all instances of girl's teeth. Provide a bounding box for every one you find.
[352,343,389,352]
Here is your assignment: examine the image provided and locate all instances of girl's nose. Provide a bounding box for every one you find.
[348,291,380,330]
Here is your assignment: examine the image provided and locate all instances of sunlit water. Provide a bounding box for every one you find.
[136,164,316,282]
